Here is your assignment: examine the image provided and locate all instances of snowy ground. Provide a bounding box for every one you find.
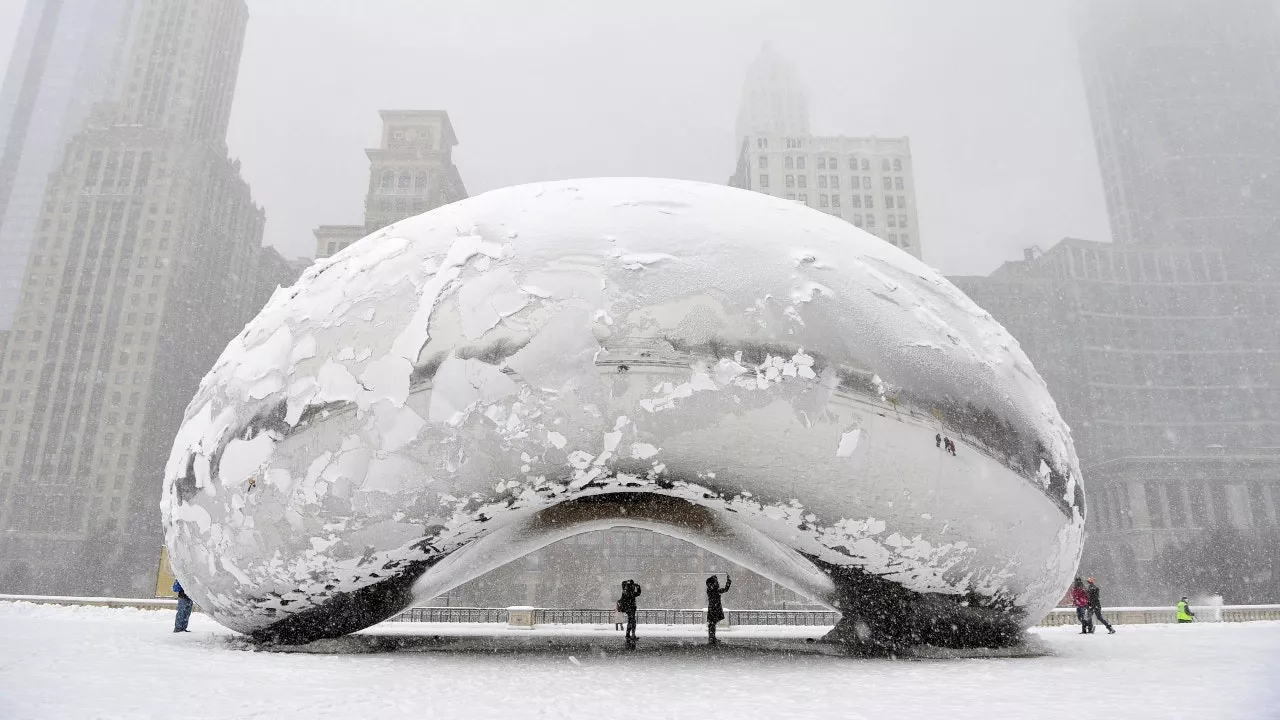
[1,602,1277,719]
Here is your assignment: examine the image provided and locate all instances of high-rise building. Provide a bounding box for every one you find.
[727,47,924,260]
[1075,0,1280,248]
[0,0,136,331]
[0,0,268,596]
[953,239,1280,600]
[314,110,466,259]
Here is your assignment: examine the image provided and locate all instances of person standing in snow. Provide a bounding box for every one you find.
[1085,578,1115,634]
[172,580,193,633]
[618,579,642,641]
[705,574,732,644]
[1070,577,1092,634]
[1176,596,1196,623]
[935,433,942,448]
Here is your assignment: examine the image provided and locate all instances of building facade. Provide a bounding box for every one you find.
[727,47,923,259]
[1075,0,1280,248]
[0,0,136,331]
[729,134,923,259]
[314,110,466,259]
[0,0,269,596]
[953,238,1280,600]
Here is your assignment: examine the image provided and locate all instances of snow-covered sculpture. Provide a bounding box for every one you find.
[161,178,1084,648]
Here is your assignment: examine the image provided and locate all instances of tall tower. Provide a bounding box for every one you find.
[314,110,467,259]
[1075,0,1280,247]
[0,0,266,596]
[734,44,810,148]
[0,0,136,331]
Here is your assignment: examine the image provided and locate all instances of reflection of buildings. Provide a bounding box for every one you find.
[313,110,467,259]
[0,0,280,596]
[727,46,923,260]
[446,528,815,610]
[952,0,1280,599]
[0,0,135,331]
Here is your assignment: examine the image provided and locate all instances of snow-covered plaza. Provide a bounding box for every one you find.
[1,602,1277,719]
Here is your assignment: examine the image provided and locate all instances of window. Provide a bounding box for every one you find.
[866,214,876,228]
[895,177,904,190]
[786,193,795,200]
[380,171,393,189]
[901,234,911,248]
[899,215,908,228]
[862,177,872,189]
[881,158,891,171]
[798,193,807,203]
[886,196,895,209]
[831,176,839,189]
[893,158,902,171]
[861,159,870,171]
[850,195,862,208]
[786,175,794,188]
[819,195,829,208]
[415,172,428,190]
[828,157,837,168]
[883,176,893,190]
[798,176,807,189]
[327,241,337,254]
[758,156,768,169]
[888,233,899,245]
[759,174,769,188]
[398,172,411,189]
[816,157,826,170]
[897,196,906,209]
[865,195,874,208]
[785,157,794,170]
[853,214,863,227]
[756,138,768,149]
[818,176,827,189]
[796,157,806,170]
[831,194,841,208]
[849,158,858,170]
[888,215,897,228]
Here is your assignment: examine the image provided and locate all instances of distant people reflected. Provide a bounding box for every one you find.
[705,574,732,644]
[618,579,642,641]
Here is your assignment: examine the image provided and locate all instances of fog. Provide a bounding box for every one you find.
[200,0,1107,274]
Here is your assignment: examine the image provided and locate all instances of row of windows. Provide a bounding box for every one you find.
[762,174,908,193]
[753,144,905,174]
[377,170,431,192]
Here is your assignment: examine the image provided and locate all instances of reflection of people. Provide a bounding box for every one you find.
[935,433,942,448]
[618,579,642,640]
[172,580,193,633]
[1070,577,1092,634]
[1176,596,1196,623]
[705,574,732,644]
[1086,578,1115,634]
[613,605,626,631]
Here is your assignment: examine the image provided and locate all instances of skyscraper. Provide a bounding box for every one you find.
[728,47,924,260]
[0,0,267,596]
[0,0,136,331]
[314,110,467,259]
[1075,0,1280,248]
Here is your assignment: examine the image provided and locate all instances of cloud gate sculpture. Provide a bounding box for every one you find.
[161,178,1084,649]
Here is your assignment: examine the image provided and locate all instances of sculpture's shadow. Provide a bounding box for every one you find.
[225,629,1050,660]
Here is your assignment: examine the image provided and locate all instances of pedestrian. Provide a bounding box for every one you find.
[935,433,942,448]
[618,579,642,641]
[613,605,626,631]
[172,579,193,633]
[705,574,732,644]
[1176,596,1196,623]
[1070,577,1092,634]
[1085,577,1115,634]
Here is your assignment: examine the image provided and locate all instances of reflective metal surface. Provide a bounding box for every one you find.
[161,178,1084,647]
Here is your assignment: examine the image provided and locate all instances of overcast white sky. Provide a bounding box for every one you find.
[1,0,1112,275]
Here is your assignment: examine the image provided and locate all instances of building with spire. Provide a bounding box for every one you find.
[728,46,924,260]
[0,0,270,596]
[314,110,466,259]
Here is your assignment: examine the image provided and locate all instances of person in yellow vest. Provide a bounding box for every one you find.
[1176,596,1196,623]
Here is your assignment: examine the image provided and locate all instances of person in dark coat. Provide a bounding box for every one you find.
[935,433,942,448]
[1070,577,1092,634]
[1086,577,1115,634]
[172,580,193,633]
[617,579,642,640]
[705,574,732,644]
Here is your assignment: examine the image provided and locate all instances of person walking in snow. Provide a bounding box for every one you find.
[172,580,193,633]
[1085,577,1115,634]
[1070,577,1092,634]
[935,433,942,448]
[1176,596,1196,623]
[618,579,642,641]
[705,574,732,644]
